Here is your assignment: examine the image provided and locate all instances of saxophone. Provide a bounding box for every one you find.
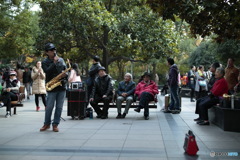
[46,59,71,91]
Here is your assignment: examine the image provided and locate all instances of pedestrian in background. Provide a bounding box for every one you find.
[31,61,47,112]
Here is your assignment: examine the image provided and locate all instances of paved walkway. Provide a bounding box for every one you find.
[0,95,240,160]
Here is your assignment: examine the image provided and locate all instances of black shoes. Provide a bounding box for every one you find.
[134,107,141,113]
[121,113,126,118]
[116,113,127,119]
[171,109,181,114]
[198,121,210,125]
[101,115,108,119]
[116,113,122,119]
[96,115,102,118]
[191,99,195,102]
[194,117,201,121]
[144,115,149,120]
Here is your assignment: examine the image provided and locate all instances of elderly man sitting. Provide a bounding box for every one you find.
[194,67,228,125]
[116,73,135,119]
[134,72,159,120]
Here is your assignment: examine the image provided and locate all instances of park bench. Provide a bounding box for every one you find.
[98,93,158,109]
[0,86,25,115]
[208,105,240,132]
[10,86,25,115]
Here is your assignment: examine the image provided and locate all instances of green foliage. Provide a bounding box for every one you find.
[147,0,240,41]
[216,39,240,65]
[0,1,40,64]
[188,40,218,68]
[37,0,179,71]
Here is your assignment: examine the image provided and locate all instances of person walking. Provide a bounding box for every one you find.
[23,67,32,100]
[188,65,196,102]
[39,43,68,132]
[31,61,47,112]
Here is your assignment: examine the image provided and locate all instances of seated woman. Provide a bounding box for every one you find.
[134,72,159,120]
[195,67,228,125]
[0,71,20,118]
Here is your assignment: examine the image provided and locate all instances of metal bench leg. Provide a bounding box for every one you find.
[14,107,17,115]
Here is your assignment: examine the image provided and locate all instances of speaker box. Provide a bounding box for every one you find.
[67,90,87,119]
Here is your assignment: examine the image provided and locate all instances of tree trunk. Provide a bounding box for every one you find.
[102,25,109,72]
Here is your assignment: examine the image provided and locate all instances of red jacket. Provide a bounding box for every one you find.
[135,80,159,98]
[211,77,228,97]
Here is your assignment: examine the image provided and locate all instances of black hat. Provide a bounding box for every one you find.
[143,72,151,78]
[93,55,100,62]
[98,66,106,71]
[45,43,56,51]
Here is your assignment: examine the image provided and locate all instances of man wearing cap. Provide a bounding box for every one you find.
[0,71,20,118]
[39,43,68,132]
[86,55,101,100]
[89,66,113,119]
[134,72,159,120]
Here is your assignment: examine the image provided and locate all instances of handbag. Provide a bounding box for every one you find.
[198,80,206,87]
[183,130,199,156]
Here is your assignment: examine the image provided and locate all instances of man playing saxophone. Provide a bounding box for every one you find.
[40,43,68,132]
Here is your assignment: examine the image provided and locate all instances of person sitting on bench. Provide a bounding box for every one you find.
[0,71,20,118]
[134,72,159,120]
[116,73,135,119]
[89,67,113,119]
[194,67,228,125]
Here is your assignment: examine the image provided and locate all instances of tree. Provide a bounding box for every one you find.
[0,0,40,64]
[146,0,240,41]
[188,40,218,68]
[37,0,179,72]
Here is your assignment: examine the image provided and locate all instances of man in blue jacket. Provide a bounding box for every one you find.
[116,73,135,119]
[167,58,181,114]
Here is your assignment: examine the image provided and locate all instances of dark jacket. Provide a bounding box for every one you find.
[188,70,195,89]
[117,81,135,96]
[91,74,113,98]
[168,64,179,86]
[208,74,216,91]
[86,62,101,86]
[42,57,67,92]
[23,70,32,83]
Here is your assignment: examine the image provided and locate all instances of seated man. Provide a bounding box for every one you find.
[0,71,20,118]
[134,72,159,120]
[89,67,113,119]
[195,67,228,125]
[116,73,135,119]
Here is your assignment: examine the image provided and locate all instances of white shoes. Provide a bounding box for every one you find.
[5,111,11,118]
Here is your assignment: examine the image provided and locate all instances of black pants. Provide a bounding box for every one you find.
[90,95,112,117]
[190,88,195,100]
[2,92,18,112]
[35,94,46,107]
[198,96,219,121]
[138,92,154,116]
[195,97,205,118]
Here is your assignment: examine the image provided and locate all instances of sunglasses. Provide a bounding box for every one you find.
[47,48,55,51]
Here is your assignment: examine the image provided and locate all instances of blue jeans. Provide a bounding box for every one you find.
[169,85,180,110]
[44,90,66,126]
